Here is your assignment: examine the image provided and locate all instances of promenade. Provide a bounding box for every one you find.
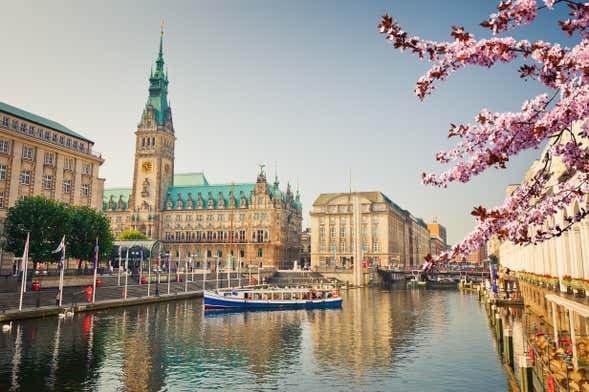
[0,272,250,322]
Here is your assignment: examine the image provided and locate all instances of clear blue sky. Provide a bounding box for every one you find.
[0,1,576,244]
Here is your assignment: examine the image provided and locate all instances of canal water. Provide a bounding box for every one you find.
[0,288,510,391]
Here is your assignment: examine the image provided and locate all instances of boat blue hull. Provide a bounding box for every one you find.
[204,295,343,311]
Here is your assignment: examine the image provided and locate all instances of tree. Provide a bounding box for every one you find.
[4,196,71,269]
[117,229,148,240]
[378,1,589,266]
[68,206,114,268]
[4,197,114,270]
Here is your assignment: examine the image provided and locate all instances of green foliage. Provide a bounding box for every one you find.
[117,229,148,240]
[5,196,70,263]
[4,196,114,264]
[68,206,114,263]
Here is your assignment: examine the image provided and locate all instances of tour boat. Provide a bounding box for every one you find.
[203,287,343,311]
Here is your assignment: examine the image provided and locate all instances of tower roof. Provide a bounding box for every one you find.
[144,24,170,126]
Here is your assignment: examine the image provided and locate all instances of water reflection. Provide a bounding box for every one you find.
[0,289,510,391]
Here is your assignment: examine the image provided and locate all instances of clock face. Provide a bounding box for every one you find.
[142,160,153,173]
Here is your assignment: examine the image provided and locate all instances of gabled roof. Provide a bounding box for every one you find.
[0,101,93,143]
[173,172,208,186]
[165,182,255,209]
[103,188,131,211]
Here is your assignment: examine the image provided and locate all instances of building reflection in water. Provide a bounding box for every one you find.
[0,289,505,391]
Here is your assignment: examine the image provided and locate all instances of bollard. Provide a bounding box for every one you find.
[518,355,534,392]
[495,313,503,354]
[503,328,514,369]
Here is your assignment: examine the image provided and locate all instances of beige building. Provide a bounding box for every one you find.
[300,228,311,268]
[499,121,589,291]
[103,29,302,269]
[0,101,105,226]
[310,192,430,269]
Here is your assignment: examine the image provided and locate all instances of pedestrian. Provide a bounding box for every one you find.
[55,292,60,306]
[12,261,16,276]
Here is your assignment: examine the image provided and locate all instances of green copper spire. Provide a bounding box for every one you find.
[145,22,170,126]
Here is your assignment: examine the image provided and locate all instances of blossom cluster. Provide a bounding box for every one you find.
[378,1,589,268]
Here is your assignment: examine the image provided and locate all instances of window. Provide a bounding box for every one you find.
[239,214,245,221]
[63,179,71,194]
[82,163,91,175]
[66,138,71,147]
[0,140,8,153]
[44,152,55,166]
[217,249,223,258]
[64,158,74,171]
[81,183,89,197]
[372,241,379,252]
[43,175,53,190]
[59,136,64,145]
[28,125,35,135]
[44,130,50,141]
[320,243,325,252]
[1,117,8,127]
[73,140,78,149]
[330,226,336,238]
[52,133,57,142]
[20,122,27,132]
[11,120,17,130]
[0,165,6,180]
[340,242,345,252]
[319,226,325,239]
[22,146,33,160]
[0,192,4,208]
[257,248,263,258]
[340,226,346,237]
[20,170,30,185]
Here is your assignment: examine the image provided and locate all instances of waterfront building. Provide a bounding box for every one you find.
[103,29,302,269]
[427,221,447,245]
[0,102,105,228]
[499,122,589,291]
[429,235,447,257]
[300,228,311,268]
[309,191,430,269]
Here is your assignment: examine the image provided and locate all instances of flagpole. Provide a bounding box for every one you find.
[203,255,207,292]
[58,240,65,307]
[167,253,171,295]
[216,257,219,290]
[147,256,152,297]
[238,255,241,288]
[124,248,129,300]
[92,238,98,304]
[117,247,121,286]
[18,232,30,311]
[184,258,188,293]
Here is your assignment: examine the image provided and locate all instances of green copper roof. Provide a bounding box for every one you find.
[173,173,209,186]
[144,29,170,125]
[103,188,131,211]
[0,101,93,143]
[165,183,255,210]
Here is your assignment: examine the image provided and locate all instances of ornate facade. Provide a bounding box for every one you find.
[310,192,430,269]
[499,121,589,291]
[0,101,104,225]
[103,29,302,269]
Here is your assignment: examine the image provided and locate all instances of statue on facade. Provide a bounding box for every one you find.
[141,178,150,197]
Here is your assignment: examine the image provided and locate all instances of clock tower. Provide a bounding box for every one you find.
[129,25,175,238]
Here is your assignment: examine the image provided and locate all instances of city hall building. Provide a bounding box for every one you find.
[103,29,302,269]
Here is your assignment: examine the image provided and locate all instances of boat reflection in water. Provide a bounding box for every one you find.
[0,288,510,391]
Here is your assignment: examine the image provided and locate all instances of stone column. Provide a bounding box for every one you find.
[72,160,82,205]
[54,154,64,201]
[7,141,22,207]
[32,148,44,195]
